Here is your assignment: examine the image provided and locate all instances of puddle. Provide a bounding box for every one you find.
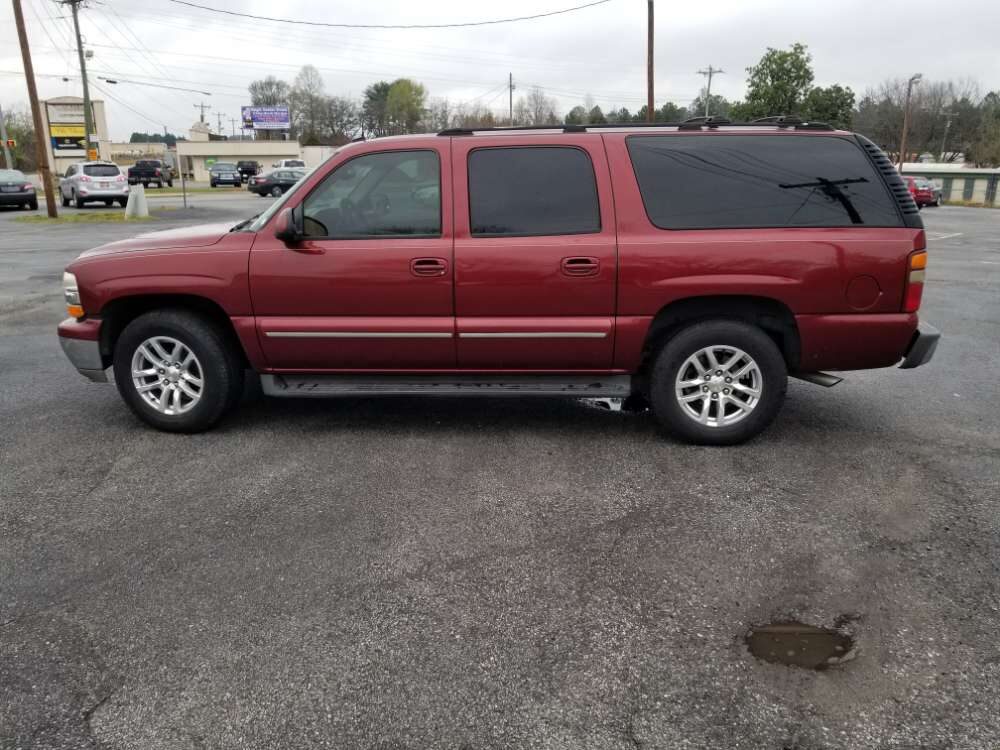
[746,621,856,669]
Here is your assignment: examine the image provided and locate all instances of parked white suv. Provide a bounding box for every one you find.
[59,162,129,208]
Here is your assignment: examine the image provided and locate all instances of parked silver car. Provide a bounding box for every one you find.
[59,162,130,208]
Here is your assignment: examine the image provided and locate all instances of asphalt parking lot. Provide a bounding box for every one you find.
[1,204,998,749]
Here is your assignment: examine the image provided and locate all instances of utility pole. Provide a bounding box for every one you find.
[194,101,211,123]
[215,111,224,133]
[697,66,725,117]
[508,73,514,126]
[229,117,237,138]
[646,0,654,122]
[12,0,57,216]
[62,0,96,160]
[898,73,922,169]
[0,101,13,168]
[938,111,955,162]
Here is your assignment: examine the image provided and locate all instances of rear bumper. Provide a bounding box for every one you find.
[796,313,921,371]
[0,192,35,204]
[57,318,107,382]
[899,321,940,369]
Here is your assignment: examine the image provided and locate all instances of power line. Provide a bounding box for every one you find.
[165,0,612,29]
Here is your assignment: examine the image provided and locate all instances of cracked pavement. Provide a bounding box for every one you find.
[1,203,999,748]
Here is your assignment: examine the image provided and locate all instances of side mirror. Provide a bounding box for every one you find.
[274,205,304,245]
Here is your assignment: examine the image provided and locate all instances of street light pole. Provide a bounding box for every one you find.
[12,0,58,216]
[939,111,955,162]
[646,0,654,123]
[898,73,922,170]
[64,0,96,160]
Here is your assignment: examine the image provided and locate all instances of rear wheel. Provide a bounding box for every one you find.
[27,199,38,210]
[113,309,244,433]
[61,191,70,207]
[649,320,787,445]
[166,179,173,188]
[104,199,113,206]
[117,198,127,207]
[74,191,84,209]
[270,185,283,197]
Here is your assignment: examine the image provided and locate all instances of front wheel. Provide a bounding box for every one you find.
[649,320,787,445]
[74,192,84,209]
[113,309,244,432]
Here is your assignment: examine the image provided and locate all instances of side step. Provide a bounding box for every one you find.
[260,374,632,398]
[791,371,843,387]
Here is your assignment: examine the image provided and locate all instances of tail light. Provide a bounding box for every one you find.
[116,174,125,182]
[79,174,91,182]
[154,168,161,176]
[22,183,34,191]
[904,250,927,313]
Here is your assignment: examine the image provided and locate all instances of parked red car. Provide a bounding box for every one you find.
[904,176,940,208]
[58,119,938,444]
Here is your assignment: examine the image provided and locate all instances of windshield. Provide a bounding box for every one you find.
[0,169,25,182]
[211,163,236,171]
[83,164,120,177]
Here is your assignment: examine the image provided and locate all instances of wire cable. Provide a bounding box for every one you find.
[165,0,612,29]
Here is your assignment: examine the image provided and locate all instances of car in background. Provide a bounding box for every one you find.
[271,159,305,169]
[247,168,306,197]
[127,159,174,188]
[236,160,260,183]
[59,162,129,208]
[904,176,940,208]
[922,178,943,206]
[209,162,241,188]
[0,169,38,210]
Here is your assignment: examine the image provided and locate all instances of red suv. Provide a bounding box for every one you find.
[904,176,939,208]
[57,119,939,444]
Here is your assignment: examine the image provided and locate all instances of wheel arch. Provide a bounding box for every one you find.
[98,294,250,369]
[639,295,800,373]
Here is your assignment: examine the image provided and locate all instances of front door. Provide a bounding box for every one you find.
[452,135,618,369]
[250,143,455,370]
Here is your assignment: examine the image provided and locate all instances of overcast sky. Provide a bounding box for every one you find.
[1,0,998,140]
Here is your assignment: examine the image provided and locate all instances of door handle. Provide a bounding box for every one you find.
[410,257,448,277]
[561,256,600,277]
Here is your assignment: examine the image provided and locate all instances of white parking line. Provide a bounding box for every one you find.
[980,260,1000,265]
[928,232,964,240]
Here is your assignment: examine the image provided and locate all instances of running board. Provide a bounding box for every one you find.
[260,374,632,398]
[791,371,843,387]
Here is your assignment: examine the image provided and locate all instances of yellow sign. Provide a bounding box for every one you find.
[49,124,85,138]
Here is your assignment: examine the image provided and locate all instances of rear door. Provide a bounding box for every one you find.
[452,135,618,369]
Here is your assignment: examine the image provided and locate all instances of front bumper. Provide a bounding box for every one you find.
[899,321,940,369]
[58,318,107,382]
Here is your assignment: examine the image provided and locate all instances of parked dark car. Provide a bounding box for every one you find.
[0,169,38,210]
[209,162,241,188]
[127,159,174,188]
[248,168,306,197]
[237,160,260,183]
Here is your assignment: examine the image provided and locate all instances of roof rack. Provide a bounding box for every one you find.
[436,118,836,136]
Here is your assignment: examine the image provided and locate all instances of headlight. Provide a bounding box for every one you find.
[63,271,84,318]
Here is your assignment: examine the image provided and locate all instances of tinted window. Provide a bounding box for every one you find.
[302,150,440,238]
[135,160,159,168]
[627,135,902,229]
[83,164,120,177]
[212,163,235,171]
[468,147,600,236]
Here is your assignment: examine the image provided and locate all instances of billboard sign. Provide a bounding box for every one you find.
[50,124,86,151]
[241,106,290,130]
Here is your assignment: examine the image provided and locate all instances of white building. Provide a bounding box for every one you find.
[175,122,302,182]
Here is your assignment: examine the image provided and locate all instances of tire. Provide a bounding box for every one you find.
[156,180,163,189]
[74,191,84,209]
[648,319,787,445]
[113,309,245,433]
[28,200,38,211]
[167,180,173,188]
[270,185,283,197]
[61,191,70,207]
[210,181,216,188]
[104,200,113,207]
[934,197,941,207]
[117,199,127,207]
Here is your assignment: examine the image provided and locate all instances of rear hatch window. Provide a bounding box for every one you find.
[83,164,120,177]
